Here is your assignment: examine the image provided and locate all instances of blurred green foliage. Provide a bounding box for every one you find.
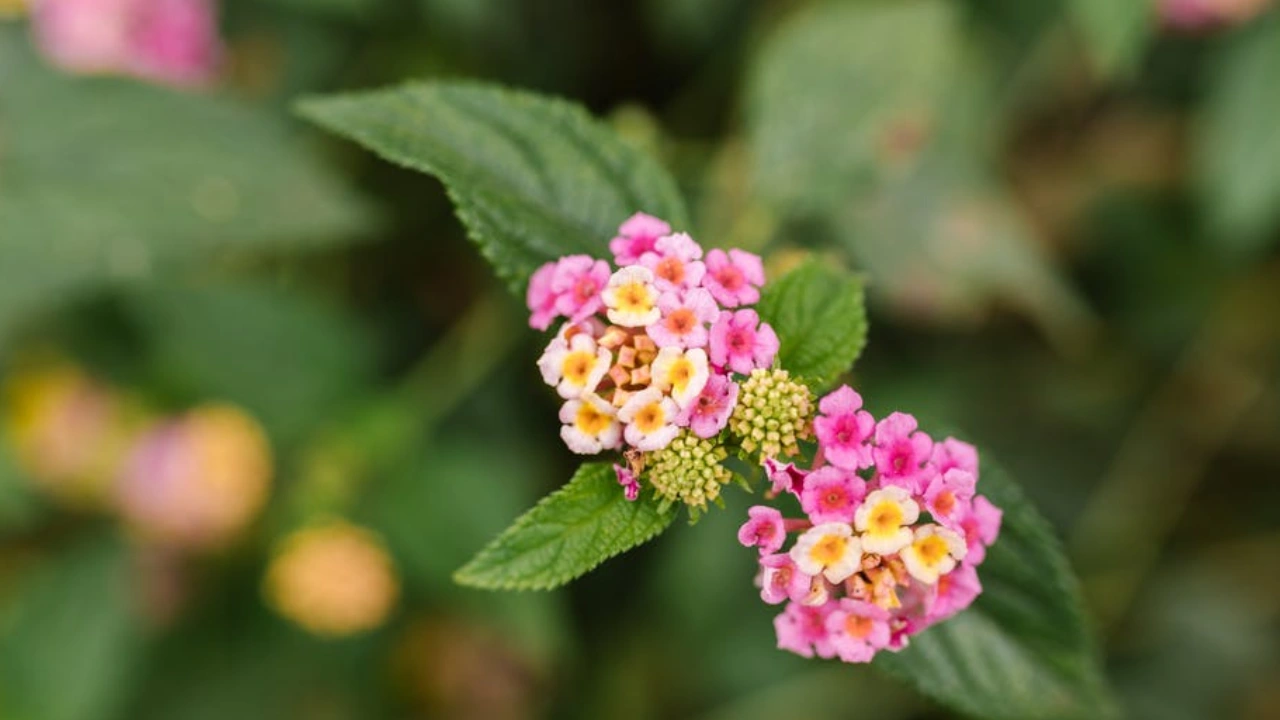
[2,0,1280,719]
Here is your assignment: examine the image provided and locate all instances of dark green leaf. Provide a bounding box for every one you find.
[756,259,867,390]
[875,464,1118,720]
[0,535,145,720]
[454,462,675,590]
[298,81,689,291]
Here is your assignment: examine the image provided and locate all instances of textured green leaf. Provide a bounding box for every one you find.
[1197,11,1280,256]
[0,535,145,720]
[0,29,371,345]
[298,80,690,291]
[454,462,675,590]
[756,260,867,391]
[1069,0,1152,79]
[875,464,1117,720]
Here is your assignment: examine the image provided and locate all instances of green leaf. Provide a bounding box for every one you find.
[454,462,675,590]
[1069,0,1152,79]
[0,29,371,345]
[122,280,374,447]
[1197,11,1280,256]
[298,80,690,291]
[756,259,867,390]
[0,535,145,720]
[875,463,1117,720]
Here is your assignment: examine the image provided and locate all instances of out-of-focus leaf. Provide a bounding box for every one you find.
[1197,11,1280,256]
[0,535,145,720]
[875,463,1118,720]
[454,462,675,590]
[756,259,867,390]
[0,29,370,344]
[298,81,690,292]
[1069,0,1152,79]
[122,280,374,447]
[748,0,962,215]
[0,442,43,533]
[747,0,1091,338]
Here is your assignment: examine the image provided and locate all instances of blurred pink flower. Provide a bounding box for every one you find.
[609,212,670,266]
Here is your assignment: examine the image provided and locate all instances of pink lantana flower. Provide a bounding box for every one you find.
[931,437,979,476]
[926,563,982,624]
[825,599,891,663]
[676,372,738,438]
[708,310,779,374]
[642,233,706,292]
[759,553,813,605]
[738,505,786,555]
[872,412,934,494]
[702,248,765,307]
[613,464,640,502]
[922,468,976,530]
[609,212,670,266]
[763,457,808,496]
[128,0,222,87]
[551,255,611,323]
[526,262,561,330]
[957,495,1002,566]
[813,385,876,471]
[774,601,837,659]
[800,466,867,524]
[646,289,718,349]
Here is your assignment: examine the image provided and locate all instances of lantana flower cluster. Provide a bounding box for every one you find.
[528,212,780,513]
[738,386,1002,664]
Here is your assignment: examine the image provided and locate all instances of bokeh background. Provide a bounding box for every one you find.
[2,0,1279,718]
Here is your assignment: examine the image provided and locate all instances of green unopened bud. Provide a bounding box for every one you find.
[728,368,814,461]
[646,430,731,518]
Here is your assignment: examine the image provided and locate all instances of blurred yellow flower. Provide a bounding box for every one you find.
[116,403,273,550]
[264,520,399,637]
[0,0,26,19]
[3,362,139,509]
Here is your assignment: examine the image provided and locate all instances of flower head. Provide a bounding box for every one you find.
[537,332,611,399]
[854,486,920,556]
[526,262,560,330]
[646,288,718,349]
[264,521,399,637]
[900,525,966,584]
[558,393,622,454]
[739,505,787,554]
[813,385,876,471]
[872,412,933,494]
[729,368,813,461]
[676,371,738,439]
[610,212,670,265]
[602,265,661,328]
[645,430,731,514]
[642,232,706,292]
[791,522,862,584]
[702,248,765,307]
[617,388,679,451]
[825,599,891,663]
[650,347,710,409]
[709,309,778,375]
[800,467,867,524]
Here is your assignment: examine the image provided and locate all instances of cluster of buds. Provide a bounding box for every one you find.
[528,213,779,509]
[739,385,1003,663]
[29,0,222,87]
